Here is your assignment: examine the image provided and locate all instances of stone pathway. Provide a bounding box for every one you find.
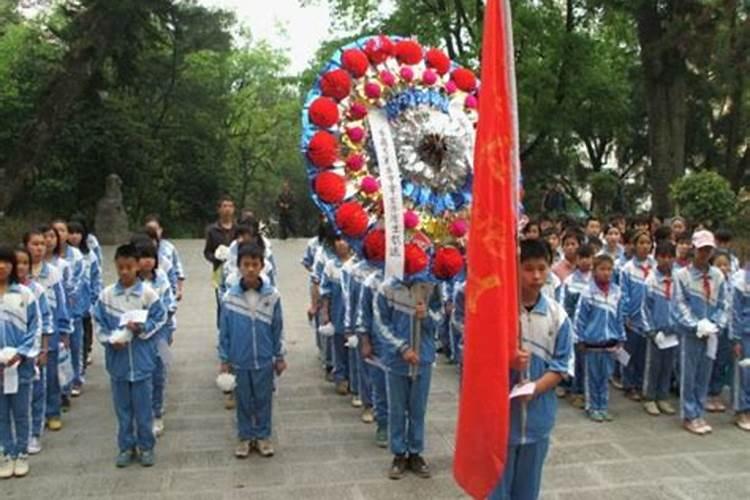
[4,239,748,499]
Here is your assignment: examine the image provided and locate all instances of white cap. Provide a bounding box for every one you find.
[691,230,716,249]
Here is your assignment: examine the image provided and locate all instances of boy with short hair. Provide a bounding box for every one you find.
[374,272,442,480]
[642,241,678,416]
[542,228,562,264]
[489,239,573,500]
[574,254,626,422]
[219,244,285,458]
[584,216,602,242]
[93,244,167,468]
[674,234,692,270]
[673,231,729,435]
[560,244,594,407]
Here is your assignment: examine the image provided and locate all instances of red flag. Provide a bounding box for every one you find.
[453,0,520,498]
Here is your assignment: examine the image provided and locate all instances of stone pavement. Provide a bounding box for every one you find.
[5,239,749,499]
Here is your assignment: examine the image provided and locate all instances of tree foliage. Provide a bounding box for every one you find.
[0,0,308,236]
[670,170,737,227]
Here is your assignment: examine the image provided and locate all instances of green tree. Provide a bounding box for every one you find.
[670,170,737,227]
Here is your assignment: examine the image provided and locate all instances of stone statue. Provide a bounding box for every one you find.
[95,174,130,245]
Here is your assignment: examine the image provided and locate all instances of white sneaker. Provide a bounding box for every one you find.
[257,439,274,457]
[0,455,13,479]
[153,418,164,438]
[351,396,363,408]
[13,455,29,477]
[27,437,42,455]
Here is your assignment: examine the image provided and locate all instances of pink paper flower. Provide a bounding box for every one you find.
[445,80,458,95]
[364,81,382,99]
[422,70,438,86]
[346,126,365,143]
[404,210,420,230]
[360,176,379,194]
[400,66,414,82]
[449,219,468,238]
[465,94,478,109]
[379,70,396,87]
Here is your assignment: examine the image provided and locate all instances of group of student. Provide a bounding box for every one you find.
[529,214,750,436]
[297,212,749,499]
[0,215,185,479]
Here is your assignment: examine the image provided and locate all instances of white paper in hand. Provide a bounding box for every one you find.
[3,363,19,395]
[614,348,631,367]
[346,335,359,349]
[216,372,236,392]
[109,328,133,344]
[654,332,679,350]
[118,309,148,328]
[214,245,230,262]
[318,323,335,338]
[0,347,18,365]
[706,334,718,360]
[738,358,750,368]
[509,382,536,399]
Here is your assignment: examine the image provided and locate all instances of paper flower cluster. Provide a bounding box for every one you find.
[302,35,479,280]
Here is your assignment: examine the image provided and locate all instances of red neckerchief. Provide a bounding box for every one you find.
[676,257,690,267]
[595,280,610,297]
[637,258,651,279]
[661,272,672,300]
[702,273,711,300]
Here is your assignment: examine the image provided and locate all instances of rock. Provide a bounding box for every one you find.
[94,174,130,245]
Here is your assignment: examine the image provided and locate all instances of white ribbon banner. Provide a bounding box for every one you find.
[368,109,404,280]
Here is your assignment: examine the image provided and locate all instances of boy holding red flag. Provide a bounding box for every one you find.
[488,240,573,499]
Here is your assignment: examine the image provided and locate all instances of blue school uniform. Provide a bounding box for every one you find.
[68,249,102,390]
[490,293,573,500]
[159,239,186,283]
[143,270,176,419]
[672,264,728,421]
[94,281,167,453]
[218,279,284,441]
[301,237,320,272]
[730,269,750,413]
[561,269,591,395]
[451,278,466,366]
[619,256,655,392]
[311,246,333,367]
[542,271,562,303]
[344,259,378,406]
[355,269,388,429]
[642,268,678,401]
[320,255,353,384]
[87,233,104,266]
[574,281,626,413]
[373,278,441,456]
[0,283,41,459]
[33,262,71,421]
[708,271,733,399]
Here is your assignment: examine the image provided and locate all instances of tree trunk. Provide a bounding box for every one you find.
[635,3,688,217]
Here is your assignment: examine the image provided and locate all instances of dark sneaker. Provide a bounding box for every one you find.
[115,449,135,468]
[388,455,408,480]
[139,449,155,467]
[375,425,388,448]
[408,454,431,478]
[61,396,71,412]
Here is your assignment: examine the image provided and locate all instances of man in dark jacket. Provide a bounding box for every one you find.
[204,194,237,305]
[276,181,295,240]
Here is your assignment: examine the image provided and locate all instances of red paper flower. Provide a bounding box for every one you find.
[404,210,420,229]
[307,131,338,168]
[364,35,394,64]
[345,154,366,172]
[433,246,464,279]
[349,102,368,120]
[315,171,346,204]
[360,176,379,194]
[404,243,429,275]
[308,97,339,128]
[379,70,396,87]
[341,49,369,78]
[320,69,352,101]
[451,68,477,92]
[395,40,423,65]
[336,201,369,237]
[449,219,468,238]
[363,228,386,262]
[364,81,382,99]
[425,48,451,75]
